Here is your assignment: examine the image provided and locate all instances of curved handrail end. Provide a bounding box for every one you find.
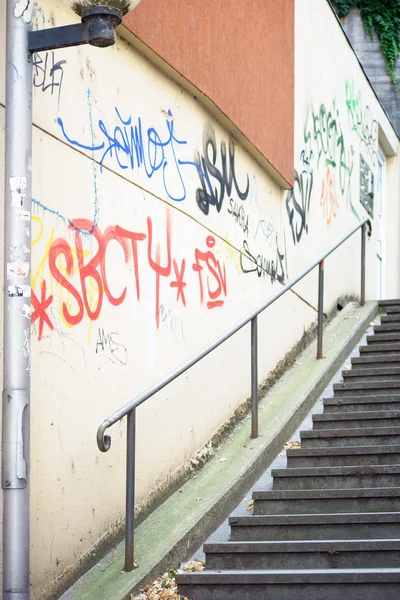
[97,421,112,452]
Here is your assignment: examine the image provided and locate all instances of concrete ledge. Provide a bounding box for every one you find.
[59,301,378,600]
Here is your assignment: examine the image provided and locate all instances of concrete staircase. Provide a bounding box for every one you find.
[176,300,400,599]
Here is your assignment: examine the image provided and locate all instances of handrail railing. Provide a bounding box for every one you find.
[97,217,371,571]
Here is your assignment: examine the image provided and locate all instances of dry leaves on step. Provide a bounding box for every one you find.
[284,440,301,450]
[131,561,203,600]
[180,559,206,572]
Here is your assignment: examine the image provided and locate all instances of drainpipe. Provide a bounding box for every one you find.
[2,1,32,599]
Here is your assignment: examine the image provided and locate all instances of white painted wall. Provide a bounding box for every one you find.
[293,0,400,303]
[0,1,399,598]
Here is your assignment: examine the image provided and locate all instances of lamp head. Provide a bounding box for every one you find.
[63,1,142,47]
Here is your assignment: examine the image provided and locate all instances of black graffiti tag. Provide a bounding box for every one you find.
[286,169,313,245]
[195,129,250,215]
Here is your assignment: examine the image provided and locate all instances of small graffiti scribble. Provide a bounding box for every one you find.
[320,167,339,225]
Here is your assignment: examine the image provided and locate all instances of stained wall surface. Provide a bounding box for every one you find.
[0,1,399,599]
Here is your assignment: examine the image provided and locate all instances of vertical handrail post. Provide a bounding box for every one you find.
[251,316,258,438]
[125,408,136,572]
[317,260,324,359]
[361,223,366,306]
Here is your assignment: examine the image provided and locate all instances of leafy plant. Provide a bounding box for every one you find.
[334,1,400,87]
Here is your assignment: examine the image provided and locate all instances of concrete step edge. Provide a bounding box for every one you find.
[301,426,400,438]
[368,334,400,340]
[271,465,400,478]
[334,381,400,390]
[323,396,400,405]
[252,487,400,500]
[176,568,400,585]
[352,355,400,362]
[286,445,400,457]
[313,411,400,421]
[343,368,400,376]
[228,512,400,526]
[203,540,400,554]
[379,300,400,306]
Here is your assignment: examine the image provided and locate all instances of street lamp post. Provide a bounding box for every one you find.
[2,2,141,598]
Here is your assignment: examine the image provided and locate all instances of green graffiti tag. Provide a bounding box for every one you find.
[304,102,354,201]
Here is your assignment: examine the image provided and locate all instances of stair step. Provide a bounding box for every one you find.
[343,367,400,382]
[333,381,400,396]
[380,299,400,307]
[203,540,400,570]
[177,298,400,599]
[352,354,400,368]
[271,465,400,490]
[300,427,400,448]
[252,488,400,515]
[286,445,400,468]
[323,396,400,413]
[375,324,400,333]
[177,569,400,600]
[381,315,400,323]
[360,343,400,354]
[387,306,400,314]
[228,513,400,541]
[312,411,400,429]
[367,333,400,344]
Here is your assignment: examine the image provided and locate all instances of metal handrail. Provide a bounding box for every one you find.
[97,217,371,571]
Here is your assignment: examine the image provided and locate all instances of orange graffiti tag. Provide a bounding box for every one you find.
[320,167,340,225]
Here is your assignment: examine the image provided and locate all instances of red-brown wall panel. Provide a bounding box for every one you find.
[124,0,294,186]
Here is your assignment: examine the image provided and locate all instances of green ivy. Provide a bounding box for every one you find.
[334,1,400,87]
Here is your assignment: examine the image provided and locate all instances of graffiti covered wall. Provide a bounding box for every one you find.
[0,1,399,598]
[290,0,400,307]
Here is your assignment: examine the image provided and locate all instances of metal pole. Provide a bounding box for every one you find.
[361,223,366,306]
[2,3,32,599]
[317,260,324,359]
[251,316,258,439]
[125,408,136,571]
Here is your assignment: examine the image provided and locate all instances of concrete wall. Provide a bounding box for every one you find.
[0,1,399,599]
[340,7,400,138]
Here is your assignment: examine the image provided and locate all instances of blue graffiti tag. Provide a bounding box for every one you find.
[57,108,204,202]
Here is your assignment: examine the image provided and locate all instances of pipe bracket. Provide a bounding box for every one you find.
[2,390,28,489]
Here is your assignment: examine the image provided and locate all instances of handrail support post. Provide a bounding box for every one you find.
[361,223,366,306]
[317,260,324,360]
[251,316,258,438]
[125,408,136,572]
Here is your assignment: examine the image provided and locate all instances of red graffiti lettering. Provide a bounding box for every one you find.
[73,219,104,321]
[49,238,84,325]
[147,212,172,328]
[35,209,228,341]
[31,279,54,340]
[102,226,130,306]
[114,225,146,300]
[170,259,187,306]
[192,235,227,309]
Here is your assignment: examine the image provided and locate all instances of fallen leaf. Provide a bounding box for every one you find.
[284,440,301,450]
